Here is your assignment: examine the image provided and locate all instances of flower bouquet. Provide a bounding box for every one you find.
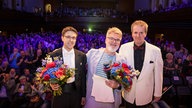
[104,62,140,91]
[36,55,75,96]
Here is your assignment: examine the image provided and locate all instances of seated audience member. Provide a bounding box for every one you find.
[0,73,11,108]
[3,73,16,99]
[182,54,192,75]
[32,49,44,71]
[164,53,176,77]
[23,68,34,83]
[9,48,20,74]
[27,77,44,108]
[9,68,19,83]
[0,61,10,74]
[11,75,32,108]
[175,57,183,75]
[16,50,29,75]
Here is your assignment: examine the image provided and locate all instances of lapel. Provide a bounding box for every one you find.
[74,49,80,69]
[137,41,150,80]
[92,48,105,74]
[60,48,64,63]
[50,48,63,62]
[129,42,135,68]
[73,49,82,86]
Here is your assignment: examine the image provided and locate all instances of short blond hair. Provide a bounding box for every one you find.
[106,27,122,38]
[131,20,148,33]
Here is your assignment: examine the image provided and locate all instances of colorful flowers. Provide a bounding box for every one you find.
[104,62,140,91]
[36,55,75,96]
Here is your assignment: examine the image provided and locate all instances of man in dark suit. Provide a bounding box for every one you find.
[49,26,87,108]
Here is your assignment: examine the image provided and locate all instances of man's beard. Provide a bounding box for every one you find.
[107,45,118,53]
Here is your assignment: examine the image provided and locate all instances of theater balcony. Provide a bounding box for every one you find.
[44,15,128,32]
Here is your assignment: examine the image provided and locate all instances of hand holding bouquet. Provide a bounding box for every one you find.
[36,55,75,96]
[104,62,140,91]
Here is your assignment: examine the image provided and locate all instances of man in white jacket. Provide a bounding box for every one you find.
[119,20,163,108]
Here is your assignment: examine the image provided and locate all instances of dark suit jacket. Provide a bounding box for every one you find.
[48,48,87,97]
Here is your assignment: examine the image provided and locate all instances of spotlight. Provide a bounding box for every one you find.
[88,28,92,32]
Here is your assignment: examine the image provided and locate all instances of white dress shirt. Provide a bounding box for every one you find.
[62,47,75,68]
[62,47,75,83]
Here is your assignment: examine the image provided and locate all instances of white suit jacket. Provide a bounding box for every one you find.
[119,41,163,105]
[85,48,127,108]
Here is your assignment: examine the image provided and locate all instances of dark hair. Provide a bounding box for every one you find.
[61,26,78,37]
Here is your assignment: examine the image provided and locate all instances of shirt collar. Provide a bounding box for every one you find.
[134,42,145,50]
[134,42,145,47]
[62,47,74,55]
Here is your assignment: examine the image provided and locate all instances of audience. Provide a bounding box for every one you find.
[182,54,192,76]
[44,1,192,19]
[48,7,122,18]
[0,1,192,107]
[0,73,15,108]
[0,30,191,108]
[10,75,31,108]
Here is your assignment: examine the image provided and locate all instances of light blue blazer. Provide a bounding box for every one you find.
[85,48,126,108]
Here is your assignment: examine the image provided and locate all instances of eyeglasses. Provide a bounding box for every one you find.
[64,36,77,40]
[107,37,121,42]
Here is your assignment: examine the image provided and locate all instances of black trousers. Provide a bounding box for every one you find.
[52,91,81,108]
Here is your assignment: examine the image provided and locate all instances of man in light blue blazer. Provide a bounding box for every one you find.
[85,27,126,108]
[119,20,163,108]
